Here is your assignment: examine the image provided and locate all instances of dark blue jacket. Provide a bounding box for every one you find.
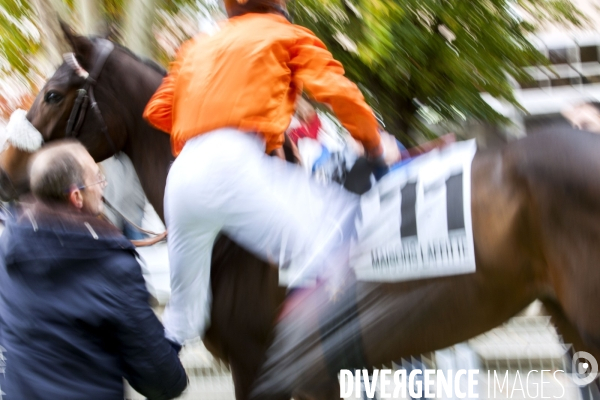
[0,206,187,399]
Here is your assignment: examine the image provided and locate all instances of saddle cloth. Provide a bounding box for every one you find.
[349,139,477,282]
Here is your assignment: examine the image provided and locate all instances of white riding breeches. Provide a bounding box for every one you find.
[162,128,359,344]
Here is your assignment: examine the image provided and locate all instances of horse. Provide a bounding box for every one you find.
[1,24,600,399]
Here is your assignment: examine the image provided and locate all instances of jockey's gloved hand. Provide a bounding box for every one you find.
[366,144,388,180]
[366,143,386,168]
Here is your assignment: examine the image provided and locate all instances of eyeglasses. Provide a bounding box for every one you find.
[77,173,108,190]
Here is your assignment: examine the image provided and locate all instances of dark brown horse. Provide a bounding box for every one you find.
[1,25,599,399]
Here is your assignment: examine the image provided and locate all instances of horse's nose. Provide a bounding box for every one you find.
[0,168,18,201]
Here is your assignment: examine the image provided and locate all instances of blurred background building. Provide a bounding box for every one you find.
[481,0,600,142]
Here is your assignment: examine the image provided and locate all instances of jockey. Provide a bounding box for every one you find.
[143,0,384,345]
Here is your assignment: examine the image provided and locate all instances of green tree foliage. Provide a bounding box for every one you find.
[0,0,40,79]
[291,0,584,140]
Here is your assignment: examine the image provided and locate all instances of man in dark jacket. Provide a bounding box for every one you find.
[0,141,187,399]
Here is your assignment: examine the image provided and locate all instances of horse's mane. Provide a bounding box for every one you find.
[115,43,167,77]
[91,37,167,77]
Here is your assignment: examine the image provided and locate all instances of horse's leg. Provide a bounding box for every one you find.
[230,357,289,400]
[541,300,600,399]
[538,254,600,360]
[541,299,595,356]
[292,385,340,400]
[541,257,600,361]
[206,237,290,399]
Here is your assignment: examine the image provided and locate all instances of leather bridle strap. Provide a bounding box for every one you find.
[102,197,168,248]
[103,197,165,237]
[64,40,118,156]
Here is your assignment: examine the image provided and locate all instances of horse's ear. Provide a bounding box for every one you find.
[59,20,94,64]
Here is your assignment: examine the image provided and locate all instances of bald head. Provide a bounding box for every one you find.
[29,142,89,204]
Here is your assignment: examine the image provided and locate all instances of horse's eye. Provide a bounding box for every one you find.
[44,91,63,104]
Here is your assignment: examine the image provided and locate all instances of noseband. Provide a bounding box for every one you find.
[63,39,118,155]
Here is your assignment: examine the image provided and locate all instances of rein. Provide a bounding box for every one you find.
[63,39,119,156]
[102,198,167,248]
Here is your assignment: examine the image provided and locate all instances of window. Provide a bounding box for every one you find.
[548,48,568,64]
[518,79,544,89]
[585,75,600,84]
[580,46,599,63]
[550,78,571,87]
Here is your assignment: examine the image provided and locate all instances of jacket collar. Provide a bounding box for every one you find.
[4,202,136,260]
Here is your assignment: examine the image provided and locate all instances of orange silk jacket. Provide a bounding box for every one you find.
[143,12,381,156]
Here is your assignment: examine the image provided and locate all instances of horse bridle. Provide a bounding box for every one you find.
[63,39,118,155]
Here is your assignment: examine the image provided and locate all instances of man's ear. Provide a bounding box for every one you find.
[68,186,84,210]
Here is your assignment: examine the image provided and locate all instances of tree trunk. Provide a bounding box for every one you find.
[122,0,158,57]
[75,0,104,35]
[381,95,417,145]
[31,0,72,65]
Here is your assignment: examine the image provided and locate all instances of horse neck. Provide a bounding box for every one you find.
[115,58,173,223]
[124,123,172,223]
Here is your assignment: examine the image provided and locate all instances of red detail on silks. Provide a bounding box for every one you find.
[288,113,322,144]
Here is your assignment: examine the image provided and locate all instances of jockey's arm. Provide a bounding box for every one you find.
[288,33,383,160]
[144,40,196,134]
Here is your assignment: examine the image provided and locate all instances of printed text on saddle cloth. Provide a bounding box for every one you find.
[350,140,477,282]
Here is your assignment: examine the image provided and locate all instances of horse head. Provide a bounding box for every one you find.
[0,21,163,202]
